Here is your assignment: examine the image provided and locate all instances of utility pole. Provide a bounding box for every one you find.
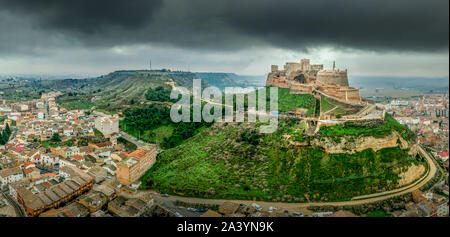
[149,60,152,70]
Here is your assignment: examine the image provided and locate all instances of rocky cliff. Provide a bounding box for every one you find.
[311,131,414,154]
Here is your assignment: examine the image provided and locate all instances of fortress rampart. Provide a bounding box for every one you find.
[316,69,348,86]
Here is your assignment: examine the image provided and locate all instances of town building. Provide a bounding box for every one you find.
[116,147,157,185]
[94,115,119,136]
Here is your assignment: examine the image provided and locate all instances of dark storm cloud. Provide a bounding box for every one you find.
[0,0,448,53]
[1,0,164,33]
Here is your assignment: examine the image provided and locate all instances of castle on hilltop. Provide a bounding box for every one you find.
[266,59,362,104]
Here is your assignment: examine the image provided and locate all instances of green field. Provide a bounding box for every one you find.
[140,119,422,202]
[56,93,94,110]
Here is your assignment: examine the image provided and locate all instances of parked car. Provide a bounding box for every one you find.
[252,203,262,211]
[174,212,183,217]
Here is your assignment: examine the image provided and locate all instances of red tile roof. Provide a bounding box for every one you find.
[128,149,149,159]
[24,161,35,167]
[13,147,25,153]
[71,155,84,161]
[440,152,449,157]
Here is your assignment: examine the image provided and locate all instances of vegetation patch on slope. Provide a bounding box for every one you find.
[276,88,317,114]
[56,92,94,110]
[120,104,212,149]
[141,119,423,202]
[237,87,317,115]
[318,113,416,141]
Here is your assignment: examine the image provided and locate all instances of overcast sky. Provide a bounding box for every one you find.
[0,0,448,77]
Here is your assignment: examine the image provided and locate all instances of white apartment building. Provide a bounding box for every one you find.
[94,115,119,136]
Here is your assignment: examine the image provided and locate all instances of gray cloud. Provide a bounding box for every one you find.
[0,0,448,53]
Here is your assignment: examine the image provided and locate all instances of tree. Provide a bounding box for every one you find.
[5,123,11,135]
[2,131,9,142]
[0,133,5,145]
[51,133,61,142]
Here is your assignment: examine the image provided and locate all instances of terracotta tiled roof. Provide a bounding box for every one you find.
[71,154,84,161]
[128,149,149,159]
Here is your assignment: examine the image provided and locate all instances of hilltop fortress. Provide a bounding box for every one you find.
[267,59,386,127]
[267,59,362,104]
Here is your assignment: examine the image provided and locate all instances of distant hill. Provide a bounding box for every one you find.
[92,70,207,110]
[40,70,210,111]
[39,70,266,111]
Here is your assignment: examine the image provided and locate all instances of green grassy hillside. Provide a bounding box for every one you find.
[140,118,423,202]
[276,88,317,114]
[318,113,416,141]
[236,87,317,115]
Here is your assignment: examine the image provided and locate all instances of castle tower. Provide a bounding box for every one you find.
[316,60,349,86]
[300,59,311,71]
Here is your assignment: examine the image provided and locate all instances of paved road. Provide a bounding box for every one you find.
[119,131,156,150]
[142,145,437,215]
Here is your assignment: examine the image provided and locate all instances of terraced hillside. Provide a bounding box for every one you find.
[92,70,207,111]
[38,70,209,112]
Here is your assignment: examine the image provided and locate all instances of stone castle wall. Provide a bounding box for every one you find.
[317,85,361,102]
[266,59,361,103]
[316,69,349,86]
